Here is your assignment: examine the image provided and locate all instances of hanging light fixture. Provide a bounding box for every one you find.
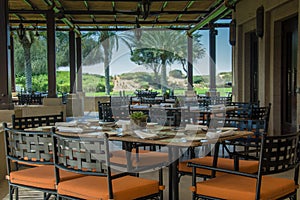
[134,18,142,41]
[17,23,25,40]
[229,19,236,46]
[141,0,150,20]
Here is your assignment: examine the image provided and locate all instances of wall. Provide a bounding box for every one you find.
[0,110,14,180]
[234,0,299,135]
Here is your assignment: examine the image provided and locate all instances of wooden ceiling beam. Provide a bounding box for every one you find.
[9,9,209,15]
[9,19,199,25]
[62,0,213,2]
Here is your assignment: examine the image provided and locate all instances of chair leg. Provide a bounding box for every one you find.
[9,185,13,200]
[44,193,52,200]
[15,187,18,200]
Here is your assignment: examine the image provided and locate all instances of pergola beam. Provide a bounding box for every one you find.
[188,0,237,34]
[10,23,229,31]
[63,0,213,1]
[9,9,209,15]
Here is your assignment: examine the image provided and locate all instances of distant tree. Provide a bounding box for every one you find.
[169,69,184,79]
[193,75,205,84]
[129,30,205,92]
[56,31,69,67]
[130,48,161,85]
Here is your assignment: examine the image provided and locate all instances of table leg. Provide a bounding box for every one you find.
[168,146,179,200]
[212,142,220,178]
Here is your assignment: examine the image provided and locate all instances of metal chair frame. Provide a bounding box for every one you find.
[12,112,64,130]
[189,132,300,200]
[3,123,56,200]
[53,131,164,200]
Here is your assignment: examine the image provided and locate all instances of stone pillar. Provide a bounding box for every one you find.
[69,30,76,94]
[47,9,56,98]
[209,26,217,94]
[10,33,16,92]
[0,0,13,109]
[187,34,193,91]
[76,36,82,92]
[66,94,84,117]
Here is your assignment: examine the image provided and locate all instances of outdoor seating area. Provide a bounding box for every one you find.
[1,92,298,199]
[1,105,299,199]
[1,0,300,199]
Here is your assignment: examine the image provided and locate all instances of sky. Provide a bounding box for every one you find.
[60,27,232,76]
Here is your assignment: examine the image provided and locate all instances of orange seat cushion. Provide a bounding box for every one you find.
[110,150,168,167]
[178,156,258,176]
[58,175,159,200]
[10,165,83,190]
[195,174,297,200]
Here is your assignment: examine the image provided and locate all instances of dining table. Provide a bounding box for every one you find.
[109,129,253,200]
[25,122,253,200]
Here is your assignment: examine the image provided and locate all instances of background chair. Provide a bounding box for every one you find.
[98,101,115,122]
[53,131,165,200]
[188,132,299,200]
[3,123,81,200]
[12,112,64,130]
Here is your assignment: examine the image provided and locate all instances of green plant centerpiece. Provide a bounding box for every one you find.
[130,111,148,129]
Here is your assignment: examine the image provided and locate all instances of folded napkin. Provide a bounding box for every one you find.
[185,124,208,131]
[219,129,234,137]
[206,131,220,139]
[206,129,234,139]
[115,120,131,126]
[134,130,157,139]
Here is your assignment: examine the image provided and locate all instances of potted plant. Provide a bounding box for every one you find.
[130,111,148,129]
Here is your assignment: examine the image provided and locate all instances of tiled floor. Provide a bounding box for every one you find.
[1,168,299,200]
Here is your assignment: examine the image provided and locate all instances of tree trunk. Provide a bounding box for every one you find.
[153,64,160,89]
[160,57,167,93]
[104,48,110,95]
[23,45,32,93]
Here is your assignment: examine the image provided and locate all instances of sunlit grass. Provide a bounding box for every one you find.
[85,87,232,97]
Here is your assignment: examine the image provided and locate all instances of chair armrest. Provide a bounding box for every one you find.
[187,161,257,179]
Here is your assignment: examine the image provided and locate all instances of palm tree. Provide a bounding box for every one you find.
[174,32,205,74]
[132,30,177,92]
[17,28,35,93]
[84,30,132,95]
[131,30,205,93]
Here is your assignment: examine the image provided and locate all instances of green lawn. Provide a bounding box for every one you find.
[86,87,232,97]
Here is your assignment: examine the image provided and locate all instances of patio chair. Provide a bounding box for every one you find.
[98,101,115,122]
[109,148,168,172]
[188,132,299,200]
[250,103,271,132]
[228,119,268,160]
[53,131,165,200]
[178,155,259,180]
[3,123,82,200]
[12,112,64,130]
